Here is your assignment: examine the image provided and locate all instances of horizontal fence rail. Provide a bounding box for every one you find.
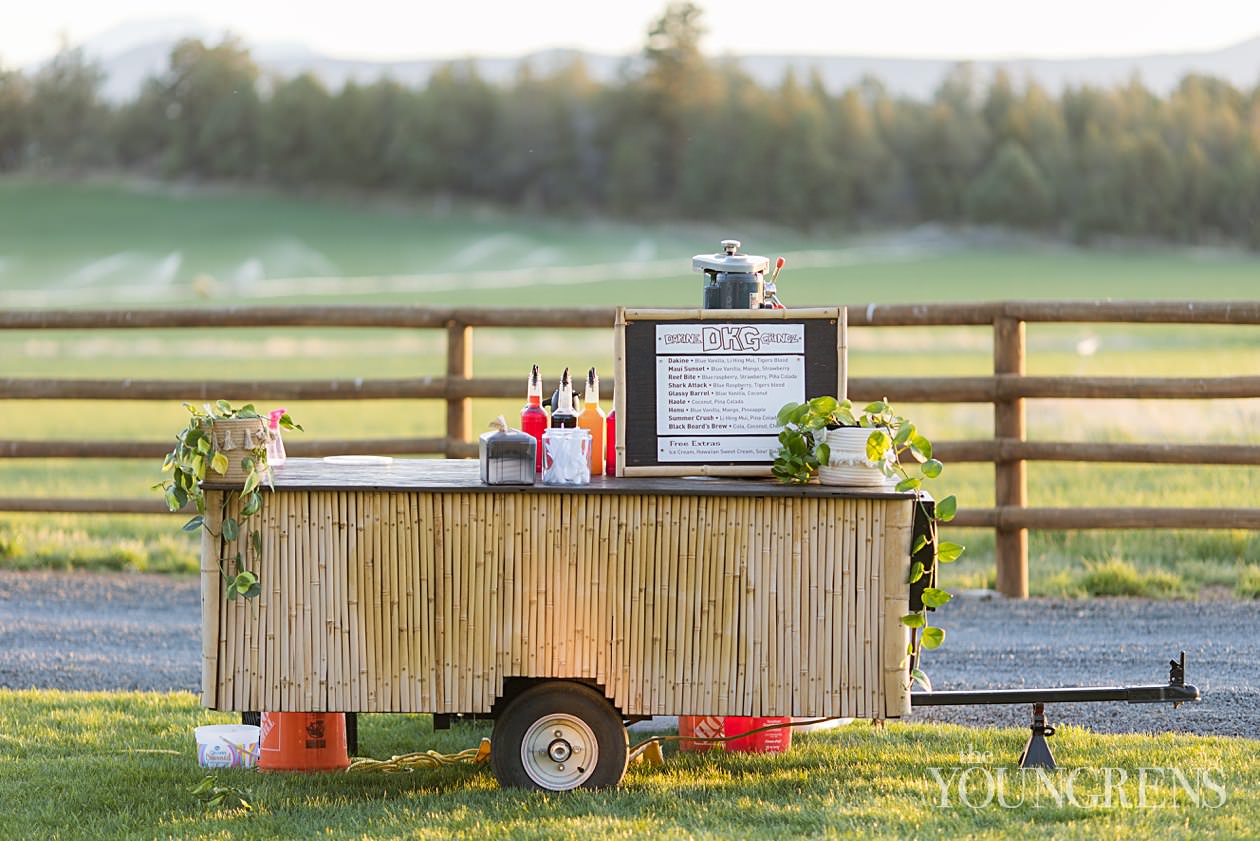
[7,374,1260,402]
[6,438,1260,465]
[3,300,1259,597]
[5,300,1260,330]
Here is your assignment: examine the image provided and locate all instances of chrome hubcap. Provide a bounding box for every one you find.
[520,714,597,790]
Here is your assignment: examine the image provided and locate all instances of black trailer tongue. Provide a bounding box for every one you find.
[911,653,1200,769]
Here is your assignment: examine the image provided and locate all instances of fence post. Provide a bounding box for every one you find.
[993,315,1028,597]
[445,320,472,457]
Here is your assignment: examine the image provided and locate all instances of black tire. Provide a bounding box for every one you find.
[491,682,627,791]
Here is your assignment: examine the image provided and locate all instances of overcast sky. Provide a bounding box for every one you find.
[5,0,1260,67]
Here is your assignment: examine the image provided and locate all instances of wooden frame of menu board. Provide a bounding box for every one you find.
[614,307,847,477]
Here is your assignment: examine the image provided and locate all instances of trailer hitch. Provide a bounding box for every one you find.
[911,652,1200,769]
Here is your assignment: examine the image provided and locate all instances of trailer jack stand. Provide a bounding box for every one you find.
[1018,703,1056,769]
[911,652,1200,771]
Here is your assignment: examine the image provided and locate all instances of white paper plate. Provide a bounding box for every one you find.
[322,455,394,465]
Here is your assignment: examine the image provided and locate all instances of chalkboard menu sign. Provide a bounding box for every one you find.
[614,307,847,477]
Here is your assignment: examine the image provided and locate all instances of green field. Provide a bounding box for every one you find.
[2,178,1260,595]
[1,689,1256,841]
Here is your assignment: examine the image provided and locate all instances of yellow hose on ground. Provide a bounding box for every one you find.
[346,737,491,773]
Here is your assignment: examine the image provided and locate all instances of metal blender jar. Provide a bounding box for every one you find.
[694,239,770,309]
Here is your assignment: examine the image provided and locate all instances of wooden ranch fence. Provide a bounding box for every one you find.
[2,301,1259,598]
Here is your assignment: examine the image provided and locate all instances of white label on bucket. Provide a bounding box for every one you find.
[199,742,237,768]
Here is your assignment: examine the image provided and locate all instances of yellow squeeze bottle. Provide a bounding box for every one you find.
[578,367,606,476]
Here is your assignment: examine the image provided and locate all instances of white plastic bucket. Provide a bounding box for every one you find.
[195,724,260,769]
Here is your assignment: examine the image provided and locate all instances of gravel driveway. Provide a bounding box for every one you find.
[1,571,1255,739]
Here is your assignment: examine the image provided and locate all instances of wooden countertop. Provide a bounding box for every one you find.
[204,457,916,500]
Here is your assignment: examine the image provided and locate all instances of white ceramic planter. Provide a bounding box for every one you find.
[817,426,894,488]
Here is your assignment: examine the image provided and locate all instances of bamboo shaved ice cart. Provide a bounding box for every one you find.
[202,458,919,789]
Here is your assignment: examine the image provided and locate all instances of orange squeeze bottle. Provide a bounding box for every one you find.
[577,367,606,475]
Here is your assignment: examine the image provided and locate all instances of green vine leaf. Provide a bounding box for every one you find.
[865,429,890,462]
[935,495,957,522]
[937,541,965,563]
[900,612,926,628]
[893,423,914,447]
[909,434,932,463]
[776,402,801,426]
[191,773,254,812]
[222,517,239,542]
[921,626,946,649]
[907,561,925,583]
[210,452,229,475]
[922,458,943,478]
[910,668,933,692]
[921,587,953,608]
[163,486,182,512]
[241,492,262,517]
[181,515,204,532]
[895,476,921,493]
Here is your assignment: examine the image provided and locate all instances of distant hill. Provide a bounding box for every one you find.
[54,18,1260,101]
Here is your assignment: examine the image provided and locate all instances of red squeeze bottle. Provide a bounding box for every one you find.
[605,410,616,475]
[521,364,547,472]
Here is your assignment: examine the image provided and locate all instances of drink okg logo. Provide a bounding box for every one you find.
[924,745,1227,810]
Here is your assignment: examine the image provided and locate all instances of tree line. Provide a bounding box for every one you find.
[2,2,1259,246]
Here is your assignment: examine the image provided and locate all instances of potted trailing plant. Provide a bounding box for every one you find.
[772,396,964,691]
[158,401,301,601]
[769,396,855,486]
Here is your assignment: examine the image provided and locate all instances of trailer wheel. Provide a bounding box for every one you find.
[491,682,627,791]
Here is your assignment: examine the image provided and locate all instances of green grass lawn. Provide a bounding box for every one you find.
[1,689,1256,840]
[2,178,1260,595]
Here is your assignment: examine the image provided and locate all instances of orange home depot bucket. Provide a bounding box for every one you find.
[678,715,724,752]
[724,716,793,753]
[678,715,793,754]
[258,712,350,771]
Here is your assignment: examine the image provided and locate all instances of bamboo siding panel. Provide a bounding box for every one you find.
[205,489,915,719]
